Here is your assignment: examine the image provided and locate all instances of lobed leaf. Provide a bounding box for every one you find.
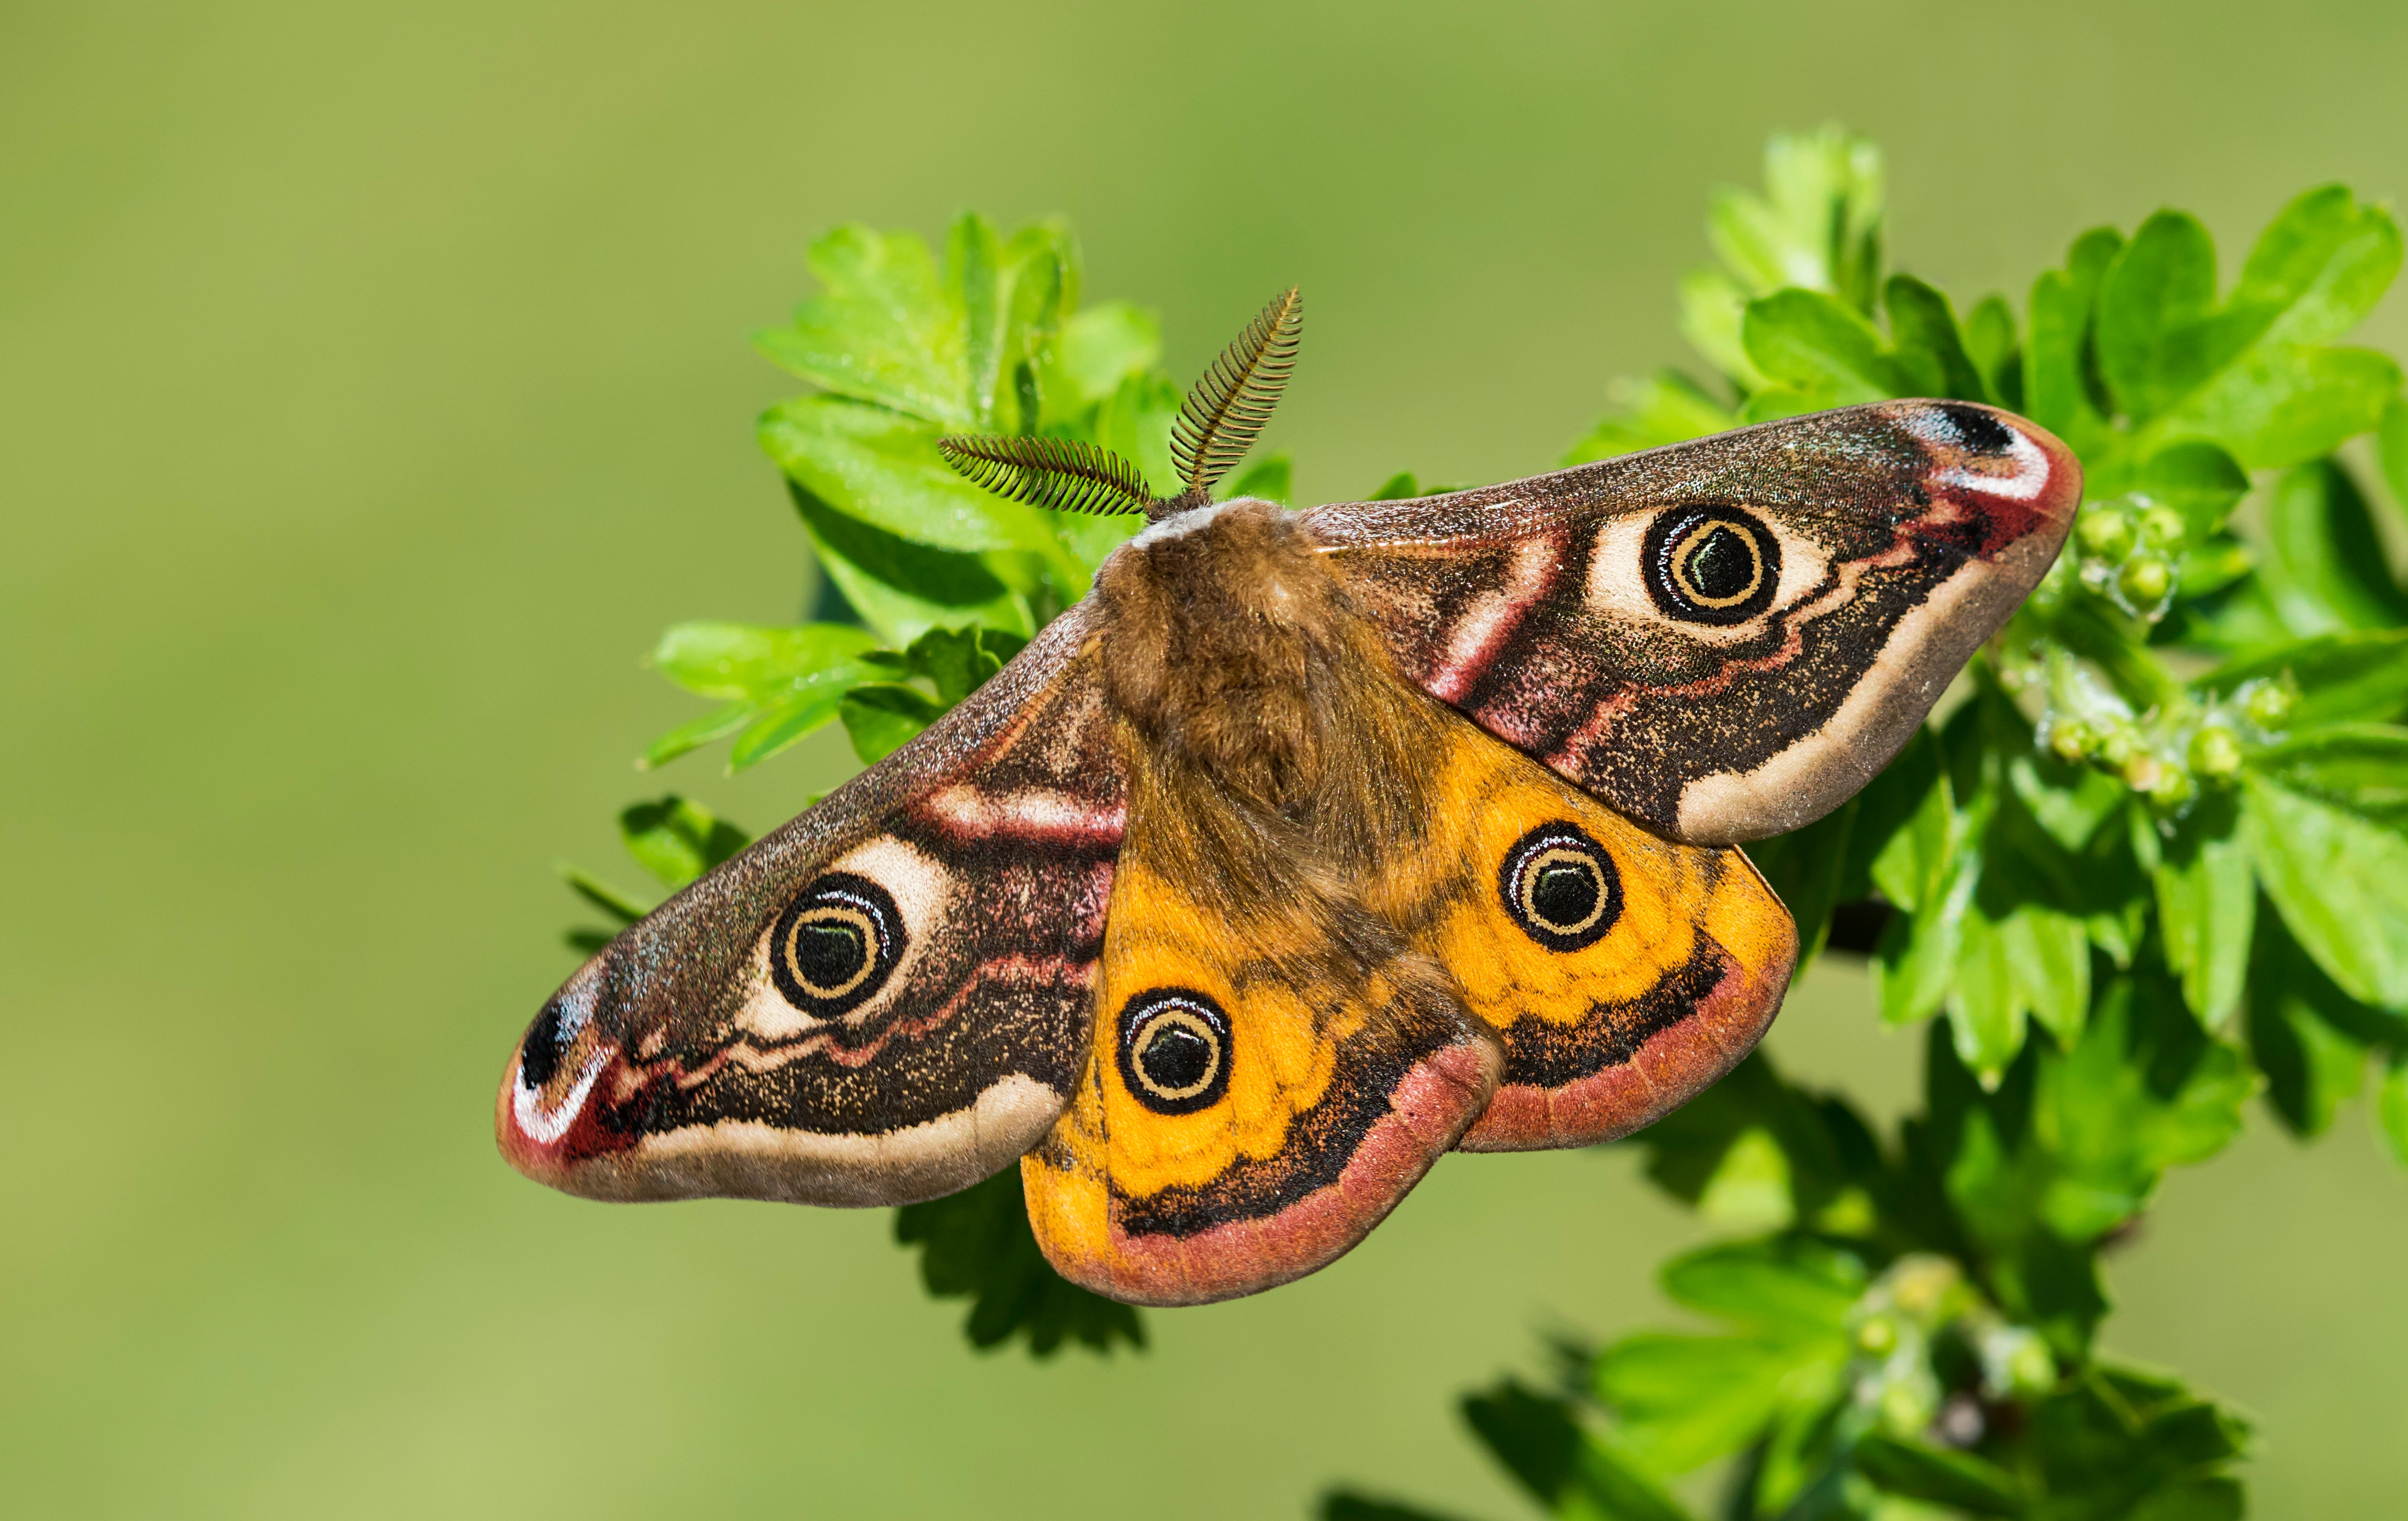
[2255,459,2408,636]
[2153,791,2254,1028]
[892,1168,1143,1357]
[618,795,749,891]
[2244,771,2408,1007]
[790,482,1028,645]
[756,225,969,424]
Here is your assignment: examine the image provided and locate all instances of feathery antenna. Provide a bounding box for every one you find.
[937,286,1302,522]
[936,435,1155,517]
[1169,287,1302,509]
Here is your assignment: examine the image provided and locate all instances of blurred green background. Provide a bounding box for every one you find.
[7,1,2407,1515]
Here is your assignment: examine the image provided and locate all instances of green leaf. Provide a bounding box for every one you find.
[2154,791,2254,1027]
[639,701,753,770]
[2097,211,2225,422]
[897,623,1005,705]
[2045,977,2254,1241]
[1047,301,1162,414]
[2096,190,2405,467]
[1853,1434,2022,1516]
[892,1168,1143,1357]
[2256,459,2408,635]
[1593,1333,1820,1476]
[1367,471,1421,501]
[2095,440,2251,538]
[2201,629,2408,728]
[617,796,749,891]
[727,689,852,770]
[756,224,968,424]
[1965,292,2022,408]
[947,212,1010,427]
[1572,1438,1695,1521]
[1867,729,1953,912]
[1948,902,2031,1078]
[2025,227,2124,452]
[839,681,947,764]
[1739,797,1855,967]
[948,214,1077,432]
[1706,127,1884,312]
[1223,451,1292,505]
[790,482,1028,645]
[2246,907,2375,1137]
[646,619,886,771]
[2379,1058,2408,1165]
[2234,183,2403,346]
[1657,1239,1863,1339]
[2382,393,2408,521]
[559,864,651,925]
[1563,371,1736,464]
[1741,288,1906,404]
[1885,274,1989,401]
[761,395,1055,555]
[2164,343,2400,470]
[1317,1494,1480,1521]
[1460,1380,1584,1508]
[2251,723,2408,825]
[1097,370,1184,498]
[650,620,881,701]
[1678,267,1762,389]
[2244,771,2408,1007]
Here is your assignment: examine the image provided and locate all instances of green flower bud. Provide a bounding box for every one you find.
[2190,725,2244,779]
[2078,505,2135,560]
[2048,720,2094,763]
[2118,555,2173,605]
[2243,681,2296,731]
[2147,762,2196,808]
[2140,503,2188,548]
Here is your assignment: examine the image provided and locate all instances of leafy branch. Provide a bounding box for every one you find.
[552,132,2408,1516]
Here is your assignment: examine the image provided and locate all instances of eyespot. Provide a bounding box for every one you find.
[1643,505,1781,625]
[769,872,904,1016]
[1116,988,1231,1116]
[1499,823,1621,951]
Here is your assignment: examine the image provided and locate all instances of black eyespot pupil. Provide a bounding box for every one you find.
[1531,860,1599,929]
[792,922,865,987]
[1139,1024,1214,1091]
[1685,527,1756,600]
[520,1001,566,1089]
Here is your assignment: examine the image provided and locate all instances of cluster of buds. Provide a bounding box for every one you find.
[1847,1254,2056,1449]
[2000,642,2293,815]
[2073,492,2189,623]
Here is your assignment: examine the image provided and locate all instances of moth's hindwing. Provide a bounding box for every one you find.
[1022,723,1501,1307]
[1306,401,2080,844]
[1367,703,1797,1149]
[496,606,1127,1209]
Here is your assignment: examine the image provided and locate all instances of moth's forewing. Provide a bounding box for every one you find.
[496,606,1127,1208]
[1307,401,2081,844]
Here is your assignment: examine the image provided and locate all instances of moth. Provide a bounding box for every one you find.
[499,289,2079,1306]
